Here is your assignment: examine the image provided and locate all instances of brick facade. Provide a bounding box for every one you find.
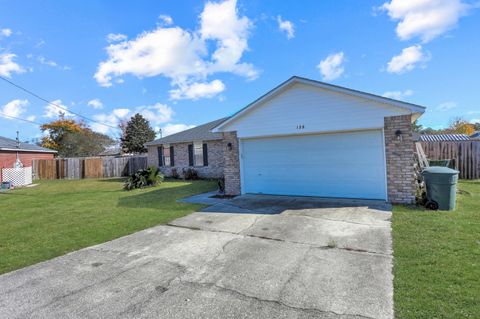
[384,114,416,204]
[222,131,241,195]
[148,115,417,202]
[0,151,55,182]
[147,140,224,179]
[0,151,55,169]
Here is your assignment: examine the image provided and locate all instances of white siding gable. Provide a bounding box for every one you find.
[221,83,411,138]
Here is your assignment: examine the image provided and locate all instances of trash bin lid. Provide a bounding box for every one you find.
[422,166,459,175]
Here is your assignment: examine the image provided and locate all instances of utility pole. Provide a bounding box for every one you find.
[15,131,21,168]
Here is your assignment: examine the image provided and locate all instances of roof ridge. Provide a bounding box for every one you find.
[145,117,229,146]
[212,76,426,132]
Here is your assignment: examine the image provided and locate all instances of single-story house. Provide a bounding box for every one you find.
[146,118,228,179]
[148,76,426,203]
[0,135,57,182]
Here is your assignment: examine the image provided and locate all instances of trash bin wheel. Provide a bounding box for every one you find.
[425,200,439,210]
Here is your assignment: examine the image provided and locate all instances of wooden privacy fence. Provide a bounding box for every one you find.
[419,141,480,179]
[32,156,148,180]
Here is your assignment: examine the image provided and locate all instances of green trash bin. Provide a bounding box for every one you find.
[422,166,459,210]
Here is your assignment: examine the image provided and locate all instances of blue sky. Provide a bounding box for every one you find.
[1,0,479,141]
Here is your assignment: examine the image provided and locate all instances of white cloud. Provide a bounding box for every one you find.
[43,100,72,118]
[381,0,473,42]
[382,89,413,100]
[158,14,173,26]
[160,123,196,137]
[386,45,429,74]
[1,28,12,37]
[95,27,206,87]
[470,118,480,124]
[200,0,257,78]
[106,33,127,42]
[26,115,36,122]
[277,16,295,39]
[87,98,103,109]
[136,103,174,125]
[317,52,345,81]
[1,99,28,118]
[36,55,70,71]
[35,39,46,48]
[38,56,58,67]
[91,103,174,134]
[0,53,24,77]
[112,108,130,118]
[436,101,458,111]
[95,0,256,100]
[91,108,131,134]
[169,79,225,100]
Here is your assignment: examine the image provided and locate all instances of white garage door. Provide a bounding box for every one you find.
[241,130,387,200]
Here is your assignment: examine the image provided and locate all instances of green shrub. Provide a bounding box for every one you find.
[183,168,199,180]
[124,166,164,191]
[218,177,225,193]
[171,168,179,179]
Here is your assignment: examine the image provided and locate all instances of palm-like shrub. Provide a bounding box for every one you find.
[124,166,164,191]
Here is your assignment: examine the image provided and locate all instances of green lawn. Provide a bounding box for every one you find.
[393,180,480,319]
[0,178,216,275]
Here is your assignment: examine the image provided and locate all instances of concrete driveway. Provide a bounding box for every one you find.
[0,194,393,319]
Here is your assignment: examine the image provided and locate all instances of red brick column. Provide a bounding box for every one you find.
[384,114,416,204]
[222,131,241,195]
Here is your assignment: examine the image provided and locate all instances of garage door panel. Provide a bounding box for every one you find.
[241,131,386,199]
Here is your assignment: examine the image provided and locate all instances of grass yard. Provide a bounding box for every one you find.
[393,180,480,319]
[0,178,216,275]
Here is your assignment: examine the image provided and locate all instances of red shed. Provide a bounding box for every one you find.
[0,136,57,182]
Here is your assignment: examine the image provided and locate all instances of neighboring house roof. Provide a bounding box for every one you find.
[212,76,426,132]
[98,146,121,156]
[418,134,471,142]
[0,136,57,153]
[145,117,229,146]
[471,131,480,139]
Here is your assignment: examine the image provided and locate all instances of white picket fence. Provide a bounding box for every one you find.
[1,166,33,187]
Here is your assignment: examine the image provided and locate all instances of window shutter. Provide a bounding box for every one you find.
[203,143,208,166]
[188,144,194,166]
[170,146,175,166]
[157,146,163,166]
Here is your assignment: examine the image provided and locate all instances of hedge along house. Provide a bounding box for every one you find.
[212,76,426,204]
[146,118,228,179]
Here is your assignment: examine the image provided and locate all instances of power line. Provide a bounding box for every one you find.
[0,75,119,130]
[0,112,42,125]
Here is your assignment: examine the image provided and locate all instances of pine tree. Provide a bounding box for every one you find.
[120,113,156,154]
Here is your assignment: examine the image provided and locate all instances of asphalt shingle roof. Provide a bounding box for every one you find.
[0,136,57,153]
[145,117,229,146]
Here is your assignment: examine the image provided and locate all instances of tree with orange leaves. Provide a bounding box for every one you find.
[447,117,475,135]
[40,113,83,151]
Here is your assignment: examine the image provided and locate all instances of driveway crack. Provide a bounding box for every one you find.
[178,280,377,319]
[166,223,391,257]
[22,258,158,316]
